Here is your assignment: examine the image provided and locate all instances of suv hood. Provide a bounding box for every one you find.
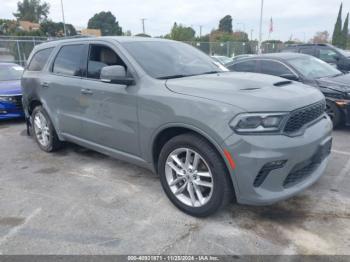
[166,72,324,112]
[317,73,350,93]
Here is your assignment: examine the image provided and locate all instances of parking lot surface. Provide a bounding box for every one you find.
[0,120,349,255]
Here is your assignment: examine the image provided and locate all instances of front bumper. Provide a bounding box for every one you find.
[0,97,25,120]
[223,115,333,205]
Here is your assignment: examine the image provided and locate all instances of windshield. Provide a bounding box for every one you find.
[334,46,350,57]
[122,41,224,79]
[214,56,232,64]
[0,64,24,81]
[287,56,342,79]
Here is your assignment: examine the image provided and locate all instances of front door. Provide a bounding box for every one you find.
[78,43,140,156]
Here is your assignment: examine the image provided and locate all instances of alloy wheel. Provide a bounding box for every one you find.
[33,112,51,147]
[165,148,214,207]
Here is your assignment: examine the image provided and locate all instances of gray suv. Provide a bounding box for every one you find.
[22,37,333,217]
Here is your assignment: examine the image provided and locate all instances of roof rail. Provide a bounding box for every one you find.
[46,35,94,42]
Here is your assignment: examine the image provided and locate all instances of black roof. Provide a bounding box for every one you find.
[283,43,332,48]
[229,53,310,65]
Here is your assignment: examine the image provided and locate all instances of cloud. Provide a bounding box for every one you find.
[1,0,349,41]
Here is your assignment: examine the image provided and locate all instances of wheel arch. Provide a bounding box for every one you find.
[151,124,236,189]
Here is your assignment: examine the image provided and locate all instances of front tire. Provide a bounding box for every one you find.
[31,106,62,152]
[158,133,234,217]
[326,101,342,128]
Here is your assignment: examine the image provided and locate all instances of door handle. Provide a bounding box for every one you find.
[41,82,49,88]
[81,88,93,95]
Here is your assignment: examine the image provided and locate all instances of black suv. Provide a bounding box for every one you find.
[281,44,350,72]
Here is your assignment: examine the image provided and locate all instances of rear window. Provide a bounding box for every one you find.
[27,47,53,71]
[52,45,85,77]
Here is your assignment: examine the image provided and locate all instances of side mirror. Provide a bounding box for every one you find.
[100,65,134,85]
[280,74,299,81]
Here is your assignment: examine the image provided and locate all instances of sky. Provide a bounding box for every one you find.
[1,0,350,41]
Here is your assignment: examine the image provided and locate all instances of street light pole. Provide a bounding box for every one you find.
[141,18,147,34]
[60,0,67,37]
[258,0,264,54]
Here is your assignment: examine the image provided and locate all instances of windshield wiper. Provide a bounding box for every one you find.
[157,74,195,80]
[199,71,222,75]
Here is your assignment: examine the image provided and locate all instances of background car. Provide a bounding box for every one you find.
[211,55,233,66]
[226,53,350,127]
[0,63,24,120]
[281,43,350,72]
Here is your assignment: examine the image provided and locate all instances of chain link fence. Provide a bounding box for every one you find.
[0,36,48,66]
[0,36,287,66]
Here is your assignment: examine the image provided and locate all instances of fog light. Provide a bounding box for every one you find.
[0,110,8,114]
[264,160,287,170]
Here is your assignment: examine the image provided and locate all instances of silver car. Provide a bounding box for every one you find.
[21,37,333,217]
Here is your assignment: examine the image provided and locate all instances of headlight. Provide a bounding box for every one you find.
[230,113,288,134]
[0,96,12,102]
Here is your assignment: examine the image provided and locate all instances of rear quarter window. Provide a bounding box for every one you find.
[27,47,54,71]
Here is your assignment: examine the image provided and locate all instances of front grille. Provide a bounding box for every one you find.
[283,139,332,188]
[8,95,23,109]
[284,101,326,134]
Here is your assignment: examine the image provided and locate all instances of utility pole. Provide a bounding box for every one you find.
[250,29,254,41]
[258,0,264,54]
[199,25,203,38]
[60,0,67,37]
[141,18,147,34]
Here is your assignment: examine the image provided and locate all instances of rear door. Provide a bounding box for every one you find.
[45,43,87,137]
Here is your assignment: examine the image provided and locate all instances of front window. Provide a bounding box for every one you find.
[287,56,342,79]
[122,41,224,79]
[0,64,24,81]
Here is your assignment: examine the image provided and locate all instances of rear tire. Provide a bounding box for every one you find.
[158,133,234,217]
[326,101,342,128]
[31,106,62,152]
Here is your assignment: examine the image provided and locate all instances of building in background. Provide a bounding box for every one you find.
[18,21,40,32]
[79,28,101,37]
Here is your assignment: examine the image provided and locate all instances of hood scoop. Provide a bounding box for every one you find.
[274,81,292,87]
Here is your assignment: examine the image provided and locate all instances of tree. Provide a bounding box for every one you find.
[87,11,122,36]
[342,13,349,48]
[311,31,330,44]
[332,3,343,48]
[219,15,233,33]
[13,0,49,23]
[166,23,196,41]
[40,20,76,37]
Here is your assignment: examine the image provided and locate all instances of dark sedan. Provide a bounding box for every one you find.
[0,63,24,120]
[226,53,350,127]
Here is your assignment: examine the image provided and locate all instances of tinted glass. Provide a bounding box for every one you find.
[87,45,126,79]
[122,41,223,79]
[260,60,292,76]
[53,45,84,76]
[229,60,256,72]
[0,64,24,81]
[27,48,53,71]
[287,56,341,79]
[300,47,314,55]
[318,48,338,63]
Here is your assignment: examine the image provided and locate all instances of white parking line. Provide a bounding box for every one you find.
[0,208,42,254]
[332,150,350,157]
